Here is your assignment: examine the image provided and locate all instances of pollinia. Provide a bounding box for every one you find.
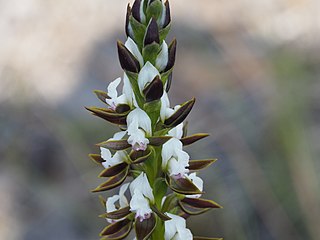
[87,1,222,239]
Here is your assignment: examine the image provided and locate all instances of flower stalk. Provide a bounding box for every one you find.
[87,1,222,239]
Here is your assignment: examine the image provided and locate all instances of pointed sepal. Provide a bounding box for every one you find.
[163,0,171,28]
[181,133,209,146]
[148,136,172,146]
[188,159,217,171]
[166,176,203,195]
[130,148,152,164]
[143,75,164,102]
[97,140,131,151]
[100,218,132,239]
[164,98,196,127]
[164,38,176,72]
[150,205,171,221]
[135,213,156,240]
[89,154,105,165]
[94,90,109,104]
[99,206,131,220]
[117,41,140,73]
[144,18,160,46]
[92,167,129,193]
[179,198,222,215]
[86,107,128,125]
[99,162,128,178]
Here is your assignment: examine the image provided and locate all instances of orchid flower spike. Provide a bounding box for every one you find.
[88,1,222,239]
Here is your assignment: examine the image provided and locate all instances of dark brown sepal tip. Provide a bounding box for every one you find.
[125,4,132,37]
[132,0,142,22]
[163,0,171,28]
[143,75,164,102]
[164,97,195,127]
[135,213,156,240]
[100,218,132,239]
[164,38,177,72]
[144,18,160,46]
[117,41,140,73]
[165,72,172,92]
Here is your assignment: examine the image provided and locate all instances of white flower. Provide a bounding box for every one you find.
[101,148,128,168]
[105,74,134,109]
[125,37,144,67]
[137,62,160,93]
[156,41,168,71]
[129,173,154,221]
[129,172,154,201]
[164,213,193,240]
[160,92,181,122]
[186,173,203,198]
[100,131,128,168]
[128,128,150,151]
[106,183,130,223]
[162,137,189,177]
[127,108,152,151]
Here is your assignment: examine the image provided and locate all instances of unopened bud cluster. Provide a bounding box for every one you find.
[87,1,222,239]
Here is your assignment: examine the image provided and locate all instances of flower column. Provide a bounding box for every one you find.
[87,1,222,239]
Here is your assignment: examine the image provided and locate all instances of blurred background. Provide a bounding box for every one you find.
[1,0,320,239]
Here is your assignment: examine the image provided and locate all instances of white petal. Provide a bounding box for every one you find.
[129,173,154,201]
[174,228,193,240]
[186,173,203,198]
[127,129,149,151]
[112,131,127,140]
[101,147,112,161]
[159,2,166,27]
[160,92,171,122]
[127,108,152,135]
[156,41,169,71]
[137,62,160,93]
[119,183,130,208]
[165,213,192,240]
[107,77,121,99]
[168,158,189,176]
[111,151,127,165]
[123,73,135,106]
[162,138,182,169]
[168,123,184,139]
[130,190,152,221]
[106,195,120,213]
[140,0,146,23]
[125,37,144,67]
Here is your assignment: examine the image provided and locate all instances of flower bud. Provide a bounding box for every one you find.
[164,38,177,72]
[117,41,140,73]
[143,75,164,102]
[125,4,132,37]
[163,0,171,28]
[144,18,160,46]
[132,0,146,23]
